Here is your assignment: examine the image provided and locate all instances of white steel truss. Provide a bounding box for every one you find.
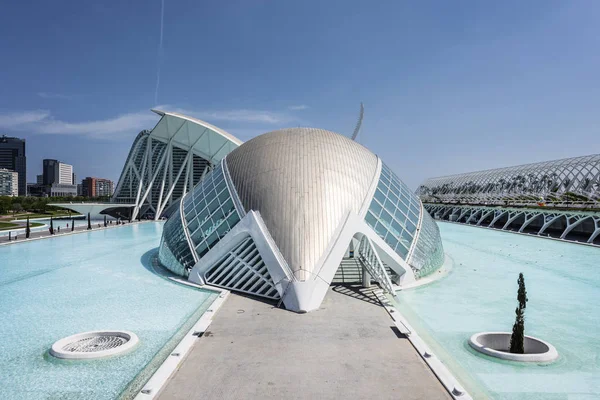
[356,235,395,295]
[417,154,600,207]
[203,236,280,300]
[425,203,600,245]
[112,110,242,220]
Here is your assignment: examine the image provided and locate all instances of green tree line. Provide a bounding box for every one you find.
[0,196,111,215]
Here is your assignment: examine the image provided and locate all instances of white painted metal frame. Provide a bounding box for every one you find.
[426,203,600,245]
[112,110,241,220]
[417,154,600,207]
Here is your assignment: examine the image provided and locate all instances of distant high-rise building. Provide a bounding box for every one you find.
[0,168,18,196]
[59,163,73,184]
[43,159,73,185]
[39,159,77,197]
[36,174,43,184]
[82,177,114,198]
[0,135,26,196]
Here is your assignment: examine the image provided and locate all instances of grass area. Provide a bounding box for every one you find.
[11,212,82,220]
[0,222,18,230]
[0,222,44,231]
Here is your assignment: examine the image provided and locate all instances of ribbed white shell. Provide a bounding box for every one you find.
[226,128,379,281]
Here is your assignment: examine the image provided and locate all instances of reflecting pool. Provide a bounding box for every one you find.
[394,222,600,399]
[0,222,216,399]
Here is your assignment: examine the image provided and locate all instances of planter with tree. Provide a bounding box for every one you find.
[468,273,558,362]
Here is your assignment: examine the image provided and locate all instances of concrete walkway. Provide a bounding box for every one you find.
[0,220,145,245]
[158,285,450,400]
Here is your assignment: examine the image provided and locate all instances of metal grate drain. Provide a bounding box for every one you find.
[62,335,129,353]
[50,331,139,360]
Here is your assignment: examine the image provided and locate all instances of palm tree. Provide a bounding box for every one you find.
[26,217,30,239]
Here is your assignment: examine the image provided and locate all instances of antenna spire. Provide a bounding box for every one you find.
[351,102,364,141]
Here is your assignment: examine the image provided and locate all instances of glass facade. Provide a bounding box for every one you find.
[159,161,241,276]
[365,162,422,260]
[407,211,445,278]
[158,205,195,276]
[364,162,444,278]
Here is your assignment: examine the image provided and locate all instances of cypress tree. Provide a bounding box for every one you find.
[49,217,54,235]
[87,213,92,230]
[509,273,528,354]
[26,217,30,239]
[104,215,107,227]
[71,218,75,231]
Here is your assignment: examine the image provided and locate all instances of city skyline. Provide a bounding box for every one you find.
[1,1,599,190]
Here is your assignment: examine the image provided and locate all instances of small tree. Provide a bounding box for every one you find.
[49,217,54,235]
[509,273,528,354]
[25,217,30,239]
[87,213,92,230]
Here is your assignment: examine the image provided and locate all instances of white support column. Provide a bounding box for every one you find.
[538,214,564,235]
[155,150,194,220]
[182,152,193,198]
[131,136,151,220]
[134,143,172,217]
[155,145,172,219]
[502,211,524,230]
[518,212,542,233]
[477,209,495,226]
[588,218,600,243]
[560,215,590,239]
[489,210,508,227]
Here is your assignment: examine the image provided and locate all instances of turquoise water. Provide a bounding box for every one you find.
[395,222,600,399]
[0,223,216,399]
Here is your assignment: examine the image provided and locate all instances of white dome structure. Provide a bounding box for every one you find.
[159,127,444,312]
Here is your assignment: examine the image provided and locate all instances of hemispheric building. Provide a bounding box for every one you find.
[158,125,444,312]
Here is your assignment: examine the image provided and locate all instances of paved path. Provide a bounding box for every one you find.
[158,285,450,400]
[0,220,144,245]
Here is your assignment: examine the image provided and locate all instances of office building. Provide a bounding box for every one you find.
[0,168,18,196]
[82,177,114,198]
[0,135,26,196]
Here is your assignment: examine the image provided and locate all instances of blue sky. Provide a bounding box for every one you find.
[0,0,599,189]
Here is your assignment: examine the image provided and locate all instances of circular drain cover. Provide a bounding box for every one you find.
[50,331,139,360]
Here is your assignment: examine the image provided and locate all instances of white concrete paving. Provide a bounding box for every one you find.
[157,285,450,400]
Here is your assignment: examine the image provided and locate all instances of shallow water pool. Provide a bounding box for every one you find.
[395,222,600,399]
[0,222,216,399]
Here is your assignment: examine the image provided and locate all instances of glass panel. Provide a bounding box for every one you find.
[365,211,377,228]
[380,209,393,225]
[374,222,387,237]
[374,189,386,204]
[206,231,219,248]
[370,200,383,216]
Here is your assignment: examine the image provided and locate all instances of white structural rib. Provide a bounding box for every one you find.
[112,110,242,220]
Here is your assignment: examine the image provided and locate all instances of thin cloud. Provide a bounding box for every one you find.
[0,110,50,128]
[0,109,159,139]
[157,105,297,124]
[37,92,74,100]
[0,106,301,140]
[288,104,308,111]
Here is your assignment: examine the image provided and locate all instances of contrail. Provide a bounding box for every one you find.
[154,0,165,105]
